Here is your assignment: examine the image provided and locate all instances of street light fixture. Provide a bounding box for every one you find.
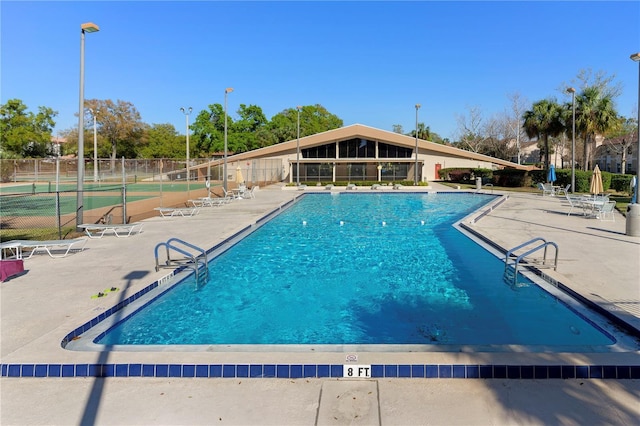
[567,87,576,193]
[76,21,99,231]
[180,106,193,193]
[89,108,98,182]
[296,106,302,186]
[224,88,233,192]
[414,104,421,185]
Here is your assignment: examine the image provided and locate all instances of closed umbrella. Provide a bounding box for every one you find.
[235,166,244,185]
[589,164,603,195]
[547,164,556,184]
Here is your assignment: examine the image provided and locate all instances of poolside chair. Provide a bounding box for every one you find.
[325,184,334,190]
[564,193,584,216]
[242,187,256,199]
[371,184,381,190]
[597,200,616,222]
[537,182,555,196]
[555,184,571,197]
[346,184,357,190]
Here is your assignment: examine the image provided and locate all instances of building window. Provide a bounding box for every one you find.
[302,143,336,159]
[338,139,376,158]
[378,142,412,158]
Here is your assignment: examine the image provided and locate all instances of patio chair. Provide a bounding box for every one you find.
[537,182,555,196]
[555,184,571,196]
[597,200,616,222]
[242,187,256,199]
[564,193,584,216]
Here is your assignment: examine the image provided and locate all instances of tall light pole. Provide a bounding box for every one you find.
[631,53,640,204]
[180,107,192,192]
[76,22,99,230]
[567,87,576,193]
[516,112,521,165]
[296,106,302,186]
[89,108,98,182]
[224,88,233,192]
[414,104,421,185]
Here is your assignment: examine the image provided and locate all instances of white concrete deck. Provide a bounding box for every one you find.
[1,183,639,425]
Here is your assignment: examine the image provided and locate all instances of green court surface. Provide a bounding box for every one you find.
[0,181,211,194]
[0,194,152,217]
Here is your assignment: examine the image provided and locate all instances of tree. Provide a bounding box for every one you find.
[266,104,343,145]
[190,104,225,155]
[574,86,619,170]
[138,123,183,158]
[231,104,268,152]
[0,99,58,157]
[455,106,486,153]
[409,123,431,140]
[392,124,404,134]
[66,99,146,170]
[523,99,564,172]
[602,116,637,174]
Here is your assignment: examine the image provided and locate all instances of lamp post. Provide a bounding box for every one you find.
[631,53,640,204]
[89,108,98,182]
[516,112,521,165]
[414,104,421,185]
[224,88,233,192]
[296,106,302,186]
[567,87,576,193]
[625,53,640,236]
[76,22,99,231]
[180,107,192,193]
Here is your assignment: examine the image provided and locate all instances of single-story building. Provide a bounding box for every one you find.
[190,124,533,185]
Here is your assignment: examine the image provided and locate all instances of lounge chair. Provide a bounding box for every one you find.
[371,184,381,190]
[154,207,200,217]
[393,184,403,190]
[346,184,357,190]
[1,239,87,259]
[325,184,334,190]
[79,223,144,239]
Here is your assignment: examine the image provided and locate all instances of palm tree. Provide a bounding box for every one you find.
[574,87,618,170]
[523,99,564,172]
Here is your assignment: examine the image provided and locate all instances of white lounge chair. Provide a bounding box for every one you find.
[393,184,403,190]
[346,184,357,190]
[154,207,200,217]
[371,184,381,190]
[3,239,87,259]
[325,184,334,190]
[79,223,144,239]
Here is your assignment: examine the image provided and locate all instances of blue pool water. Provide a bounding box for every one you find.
[97,193,614,348]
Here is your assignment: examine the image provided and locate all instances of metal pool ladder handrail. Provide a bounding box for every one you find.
[154,238,208,289]
[504,237,559,286]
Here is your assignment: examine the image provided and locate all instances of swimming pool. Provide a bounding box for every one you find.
[66,192,639,353]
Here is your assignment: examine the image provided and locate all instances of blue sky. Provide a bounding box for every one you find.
[2,1,639,142]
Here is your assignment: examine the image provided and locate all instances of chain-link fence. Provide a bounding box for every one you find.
[0,157,284,242]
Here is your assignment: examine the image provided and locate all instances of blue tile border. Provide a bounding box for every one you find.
[2,363,638,379]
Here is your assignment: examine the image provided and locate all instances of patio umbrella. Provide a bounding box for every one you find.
[235,166,244,185]
[547,164,556,183]
[589,164,604,195]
